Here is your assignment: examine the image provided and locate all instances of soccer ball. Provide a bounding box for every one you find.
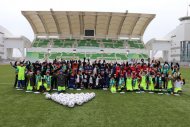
[68,101,75,108]
[45,93,51,99]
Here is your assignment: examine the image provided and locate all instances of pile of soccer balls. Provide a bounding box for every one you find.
[45,92,96,108]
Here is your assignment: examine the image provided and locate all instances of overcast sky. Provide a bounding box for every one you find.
[0,0,190,42]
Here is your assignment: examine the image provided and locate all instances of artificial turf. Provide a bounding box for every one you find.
[0,65,190,127]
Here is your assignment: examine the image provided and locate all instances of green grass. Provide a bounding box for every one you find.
[0,65,190,127]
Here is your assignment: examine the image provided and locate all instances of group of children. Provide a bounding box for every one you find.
[11,58,185,95]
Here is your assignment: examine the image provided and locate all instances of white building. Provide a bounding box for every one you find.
[0,25,31,60]
[146,16,190,62]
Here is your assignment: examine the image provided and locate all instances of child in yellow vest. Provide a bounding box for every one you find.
[118,74,125,92]
[110,76,116,93]
[35,70,43,91]
[148,74,155,92]
[167,75,174,94]
[140,72,147,91]
[126,74,133,91]
[43,71,52,92]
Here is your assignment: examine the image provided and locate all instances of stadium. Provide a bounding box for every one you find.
[1,1,190,127]
[21,10,155,61]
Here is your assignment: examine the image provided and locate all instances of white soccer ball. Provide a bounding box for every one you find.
[45,93,51,99]
[68,101,75,108]
[76,99,83,105]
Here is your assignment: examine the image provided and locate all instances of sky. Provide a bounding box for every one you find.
[0,0,190,43]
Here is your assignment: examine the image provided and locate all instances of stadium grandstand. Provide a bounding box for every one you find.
[22,10,155,61]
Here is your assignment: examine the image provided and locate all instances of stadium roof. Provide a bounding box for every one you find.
[22,10,155,39]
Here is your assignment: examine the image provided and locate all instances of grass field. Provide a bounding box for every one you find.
[0,65,190,127]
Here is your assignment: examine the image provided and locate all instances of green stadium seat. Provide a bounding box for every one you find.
[64,39,75,48]
[38,53,45,59]
[90,54,102,59]
[76,53,85,59]
[78,40,87,47]
[116,53,128,60]
[141,54,149,59]
[127,53,140,59]
[104,43,114,48]
[102,39,112,42]
[53,39,63,47]
[103,53,116,60]
[138,44,145,49]
[32,42,38,47]
[49,52,62,59]
[127,40,145,49]
[90,40,99,47]
[38,40,49,47]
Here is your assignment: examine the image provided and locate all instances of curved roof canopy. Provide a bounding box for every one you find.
[22,10,155,39]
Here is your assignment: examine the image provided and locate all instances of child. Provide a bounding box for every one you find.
[94,74,101,89]
[104,72,110,89]
[110,75,116,93]
[133,76,140,91]
[140,72,147,91]
[43,71,52,92]
[10,61,19,88]
[154,72,162,92]
[76,71,83,89]
[68,72,76,89]
[26,70,35,91]
[148,74,155,92]
[35,70,43,91]
[174,76,183,94]
[167,75,173,94]
[83,72,88,89]
[17,62,26,89]
[118,74,125,92]
[126,74,133,91]
[99,74,105,89]
[57,70,67,93]
[88,73,94,89]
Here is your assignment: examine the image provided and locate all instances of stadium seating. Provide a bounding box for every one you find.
[38,53,45,59]
[27,51,148,61]
[53,39,63,47]
[114,40,124,48]
[116,53,128,60]
[37,39,49,47]
[32,42,38,47]
[32,39,49,47]
[32,38,146,49]
[63,39,75,48]
[127,40,145,49]
[32,38,133,49]
[49,52,62,59]
[78,40,99,48]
